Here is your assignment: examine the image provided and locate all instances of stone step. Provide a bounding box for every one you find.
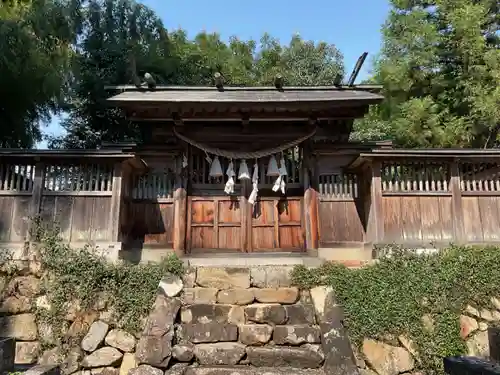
[185,253,324,267]
[184,366,325,375]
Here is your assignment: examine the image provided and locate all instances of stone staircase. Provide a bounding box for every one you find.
[133,266,359,375]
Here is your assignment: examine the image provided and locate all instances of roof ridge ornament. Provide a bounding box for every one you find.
[347,52,368,87]
[274,74,284,91]
[214,72,224,91]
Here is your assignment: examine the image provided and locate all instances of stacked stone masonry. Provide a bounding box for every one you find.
[133,266,349,375]
[0,262,358,375]
[4,261,499,375]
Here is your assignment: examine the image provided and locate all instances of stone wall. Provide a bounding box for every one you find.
[351,303,499,375]
[2,261,497,375]
[0,263,358,375]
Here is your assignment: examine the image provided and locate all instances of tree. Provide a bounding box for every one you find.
[0,0,81,148]
[352,0,499,148]
[255,33,344,86]
[54,22,345,148]
[50,0,179,148]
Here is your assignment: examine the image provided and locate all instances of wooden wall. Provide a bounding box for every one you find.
[318,173,364,246]
[0,160,117,243]
[315,157,500,248]
[121,157,176,248]
[379,160,500,245]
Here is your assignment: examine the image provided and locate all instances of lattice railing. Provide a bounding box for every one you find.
[0,162,36,192]
[319,172,358,199]
[132,169,175,199]
[460,162,500,192]
[381,161,450,193]
[43,164,113,192]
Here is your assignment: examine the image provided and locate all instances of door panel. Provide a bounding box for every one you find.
[187,197,242,252]
[250,197,304,252]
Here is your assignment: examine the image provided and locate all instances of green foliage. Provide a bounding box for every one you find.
[36,228,184,344]
[352,0,500,148]
[291,245,500,374]
[0,0,81,147]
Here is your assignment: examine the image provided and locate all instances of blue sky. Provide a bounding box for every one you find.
[40,0,391,148]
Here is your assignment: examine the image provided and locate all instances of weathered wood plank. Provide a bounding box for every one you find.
[420,196,443,242]
[70,197,94,242]
[401,197,422,242]
[91,197,111,241]
[251,200,276,250]
[10,196,31,242]
[382,196,402,243]
[478,197,500,242]
[173,188,187,255]
[54,196,74,241]
[0,197,14,241]
[462,196,483,242]
[450,162,465,243]
[439,196,453,242]
[367,161,384,243]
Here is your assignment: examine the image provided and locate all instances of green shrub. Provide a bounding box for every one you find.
[291,245,500,374]
[36,228,184,344]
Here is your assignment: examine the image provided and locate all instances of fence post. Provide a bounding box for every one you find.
[108,162,124,244]
[28,161,45,241]
[450,160,465,243]
[366,160,384,244]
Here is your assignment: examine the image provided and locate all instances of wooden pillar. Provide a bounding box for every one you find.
[241,181,250,253]
[365,160,384,244]
[28,161,45,241]
[108,161,125,242]
[304,188,319,250]
[173,188,187,256]
[173,154,188,256]
[303,142,319,250]
[450,160,465,243]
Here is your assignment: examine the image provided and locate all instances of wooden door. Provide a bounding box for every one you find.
[186,196,244,253]
[250,197,305,252]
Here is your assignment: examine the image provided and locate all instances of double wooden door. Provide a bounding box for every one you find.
[186,195,305,253]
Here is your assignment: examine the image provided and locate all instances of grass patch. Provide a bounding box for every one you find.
[35,228,184,345]
[291,245,500,374]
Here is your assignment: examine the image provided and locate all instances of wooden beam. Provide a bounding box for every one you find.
[130,116,363,122]
[347,52,368,86]
[125,103,374,119]
[242,116,250,133]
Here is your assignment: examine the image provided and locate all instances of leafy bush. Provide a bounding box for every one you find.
[36,229,184,344]
[291,245,500,374]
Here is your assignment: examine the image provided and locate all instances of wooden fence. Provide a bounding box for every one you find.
[2,149,500,257]
[0,151,132,247]
[317,153,500,248]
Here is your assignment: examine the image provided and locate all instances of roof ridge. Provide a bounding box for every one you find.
[104,85,382,92]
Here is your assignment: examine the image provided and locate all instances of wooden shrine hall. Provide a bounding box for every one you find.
[1,80,500,263]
